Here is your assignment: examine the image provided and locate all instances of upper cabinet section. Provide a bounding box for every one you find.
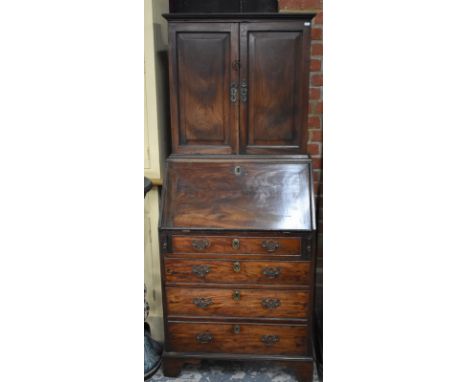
[164,14,315,156]
[168,22,239,154]
[239,21,310,154]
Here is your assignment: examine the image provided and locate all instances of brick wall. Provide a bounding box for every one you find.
[278,0,323,258]
[279,4,322,364]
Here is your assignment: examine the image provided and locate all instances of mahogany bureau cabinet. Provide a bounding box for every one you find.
[159,13,317,382]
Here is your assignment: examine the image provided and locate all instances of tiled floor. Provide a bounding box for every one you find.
[148,360,319,382]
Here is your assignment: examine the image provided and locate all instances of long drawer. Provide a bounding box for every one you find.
[171,236,301,255]
[165,258,310,285]
[167,321,308,355]
[166,287,309,319]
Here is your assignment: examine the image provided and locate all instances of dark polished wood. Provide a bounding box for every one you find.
[165,14,313,155]
[168,22,239,154]
[240,21,310,154]
[160,158,312,230]
[166,286,309,319]
[284,361,314,382]
[164,13,315,20]
[164,258,311,285]
[171,235,301,255]
[169,0,278,13]
[160,13,317,382]
[167,321,307,355]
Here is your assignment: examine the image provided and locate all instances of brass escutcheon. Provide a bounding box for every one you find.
[233,261,241,273]
[233,325,241,334]
[232,290,241,301]
[232,238,240,250]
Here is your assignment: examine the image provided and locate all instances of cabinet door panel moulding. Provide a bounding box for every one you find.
[165,15,311,156]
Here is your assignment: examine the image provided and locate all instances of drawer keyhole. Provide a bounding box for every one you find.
[232,290,241,301]
[233,325,241,334]
[233,261,241,273]
[232,238,240,250]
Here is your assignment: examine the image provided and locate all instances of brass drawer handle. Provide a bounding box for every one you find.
[192,297,213,309]
[262,267,281,279]
[192,239,210,251]
[261,335,279,346]
[232,261,241,273]
[232,238,240,250]
[262,240,280,252]
[232,290,241,301]
[233,324,241,334]
[261,298,281,309]
[196,332,213,344]
[192,264,210,278]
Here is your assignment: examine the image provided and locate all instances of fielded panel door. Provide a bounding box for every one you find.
[169,23,239,154]
[239,21,310,154]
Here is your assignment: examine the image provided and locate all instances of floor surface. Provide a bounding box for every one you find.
[148,360,319,382]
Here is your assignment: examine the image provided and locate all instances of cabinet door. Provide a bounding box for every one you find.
[168,23,239,154]
[240,21,310,154]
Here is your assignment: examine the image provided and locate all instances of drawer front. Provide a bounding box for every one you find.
[165,259,310,285]
[166,287,309,319]
[171,236,301,255]
[167,322,308,355]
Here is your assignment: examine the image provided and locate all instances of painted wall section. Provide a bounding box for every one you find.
[144,0,169,184]
[144,0,169,342]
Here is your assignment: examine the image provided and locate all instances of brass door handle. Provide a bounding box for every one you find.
[262,267,281,279]
[262,240,279,252]
[192,264,210,278]
[261,335,279,346]
[230,82,238,103]
[196,332,213,344]
[261,298,281,309]
[192,239,210,251]
[240,79,248,103]
[192,297,213,309]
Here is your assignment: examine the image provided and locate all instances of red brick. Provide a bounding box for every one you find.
[279,0,322,11]
[308,116,321,129]
[309,87,321,100]
[310,42,323,56]
[310,58,321,71]
[308,100,319,114]
[310,27,322,40]
[312,157,322,169]
[313,12,323,25]
[317,101,323,113]
[307,143,320,155]
[310,74,323,86]
[309,129,322,142]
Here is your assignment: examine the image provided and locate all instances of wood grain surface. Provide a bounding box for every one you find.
[166,287,310,319]
[167,321,308,355]
[161,160,312,230]
[171,235,301,255]
[164,258,310,285]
